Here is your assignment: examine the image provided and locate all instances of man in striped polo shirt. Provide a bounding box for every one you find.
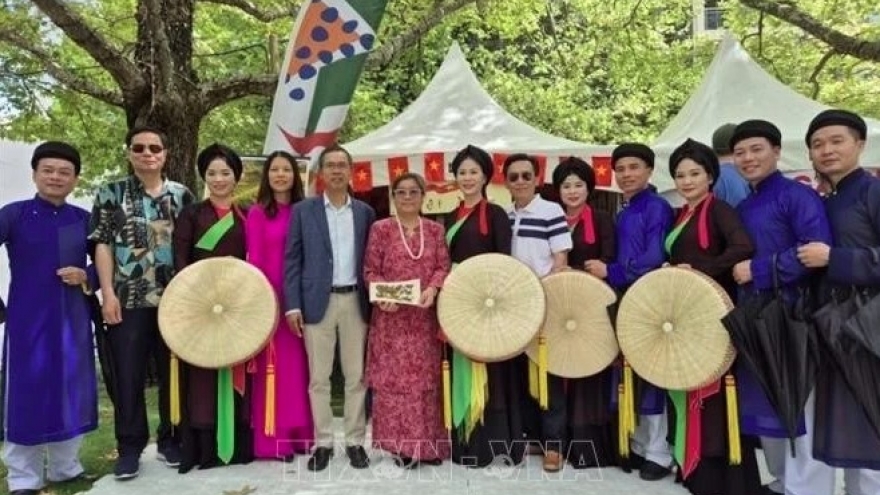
[504,153,572,472]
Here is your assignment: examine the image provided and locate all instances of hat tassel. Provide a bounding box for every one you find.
[725,373,742,465]
[538,335,548,410]
[170,354,180,426]
[618,383,630,458]
[442,359,452,431]
[265,343,277,437]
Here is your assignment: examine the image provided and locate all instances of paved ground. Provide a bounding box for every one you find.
[82,422,847,495]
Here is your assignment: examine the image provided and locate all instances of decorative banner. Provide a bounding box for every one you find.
[262,0,390,195]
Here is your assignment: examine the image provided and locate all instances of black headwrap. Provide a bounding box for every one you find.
[669,139,720,184]
[31,141,82,175]
[196,143,243,181]
[612,143,655,169]
[729,119,782,149]
[806,109,867,145]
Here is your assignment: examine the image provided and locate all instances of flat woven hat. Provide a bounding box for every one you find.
[526,271,619,378]
[616,266,736,390]
[438,253,545,362]
[158,257,277,369]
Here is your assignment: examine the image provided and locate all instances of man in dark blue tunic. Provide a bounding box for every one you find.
[0,142,97,495]
[797,109,880,495]
[729,120,834,495]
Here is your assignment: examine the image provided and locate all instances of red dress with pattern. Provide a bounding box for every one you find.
[364,217,451,460]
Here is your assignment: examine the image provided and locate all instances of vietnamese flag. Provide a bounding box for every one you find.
[491,153,508,184]
[424,152,446,182]
[352,161,373,192]
[592,155,613,187]
[388,156,409,183]
[534,155,547,184]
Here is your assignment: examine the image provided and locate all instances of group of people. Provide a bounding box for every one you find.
[0,107,878,495]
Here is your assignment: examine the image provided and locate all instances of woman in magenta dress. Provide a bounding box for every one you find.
[246,151,313,461]
[364,173,451,468]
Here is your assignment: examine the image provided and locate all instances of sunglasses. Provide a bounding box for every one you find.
[393,189,423,198]
[507,172,534,182]
[130,143,165,154]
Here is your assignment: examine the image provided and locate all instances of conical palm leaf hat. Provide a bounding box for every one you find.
[438,253,545,362]
[616,266,736,390]
[526,270,619,378]
[158,257,277,369]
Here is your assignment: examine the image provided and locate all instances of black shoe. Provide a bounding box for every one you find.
[52,471,98,483]
[419,458,443,466]
[761,484,783,495]
[282,454,295,463]
[157,444,182,468]
[346,445,370,469]
[393,455,417,469]
[10,490,42,495]
[113,455,140,480]
[620,452,645,473]
[307,447,334,471]
[639,459,671,481]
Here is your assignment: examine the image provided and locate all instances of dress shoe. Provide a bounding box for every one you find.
[620,452,645,473]
[542,450,563,472]
[52,471,98,483]
[307,447,334,471]
[10,489,41,495]
[761,484,783,495]
[346,445,370,469]
[639,459,671,481]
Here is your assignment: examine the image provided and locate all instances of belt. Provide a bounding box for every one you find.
[330,285,358,294]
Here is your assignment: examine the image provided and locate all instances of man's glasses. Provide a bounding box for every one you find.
[393,189,423,198]
[507,172,533,182]
[130,143,164,154]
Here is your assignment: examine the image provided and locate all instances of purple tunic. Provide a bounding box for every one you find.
[609,188,674,415]
[735,171,831,438]
[0,196,97,445]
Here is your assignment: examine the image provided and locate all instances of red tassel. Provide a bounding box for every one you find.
[478,199,488,236]
[580,205,596,245]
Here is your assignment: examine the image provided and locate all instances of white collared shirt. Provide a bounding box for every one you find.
[324,193,357,286]
[507,195,572,277]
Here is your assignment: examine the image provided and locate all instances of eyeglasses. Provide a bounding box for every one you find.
[130,143,164,154]
[507,172,533,182]
[393,189,423,198]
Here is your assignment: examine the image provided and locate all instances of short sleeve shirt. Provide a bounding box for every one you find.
[507,195,572,277]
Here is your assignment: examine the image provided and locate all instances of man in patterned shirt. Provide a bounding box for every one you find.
[89,126,195,480]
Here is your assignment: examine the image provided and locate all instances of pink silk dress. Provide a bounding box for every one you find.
[364,217,451,461]
[246,203,314,458]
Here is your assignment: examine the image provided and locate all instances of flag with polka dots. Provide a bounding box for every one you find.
[263,0,388,194]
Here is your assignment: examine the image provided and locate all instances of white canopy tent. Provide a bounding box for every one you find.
[345,43,616,189]
[652,34,880,200]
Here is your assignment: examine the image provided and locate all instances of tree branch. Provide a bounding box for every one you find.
[366,0,478,70]
[139,0,175,94]
[0,29,124,106]
[808,49,836,99]
[200,73,277,111]
[739,0,880,62]
[30,0,142,90]
[199,0,297,22]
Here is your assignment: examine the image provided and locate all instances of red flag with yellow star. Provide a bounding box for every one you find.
[352,161,372,192]
[491,153,508,184]
[592,155,613,187]
[388,156,409,182]
[424,152,445,183]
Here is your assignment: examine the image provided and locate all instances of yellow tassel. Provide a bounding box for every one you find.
[265,363,276,437]
[725,373,742,465]
[468,361,488,433]
[170,354,180,426]
[618,383,629,457]
[538,335,548,410]
[623,359,636,435]
[442,360,452,431]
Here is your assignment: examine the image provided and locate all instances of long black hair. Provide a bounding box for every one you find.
[256,150,305,218]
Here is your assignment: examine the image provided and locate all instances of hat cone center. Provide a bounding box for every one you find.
[213,304,224,314]
[484,298,495,308]
[565,320,577,331]
[662,321,674,333]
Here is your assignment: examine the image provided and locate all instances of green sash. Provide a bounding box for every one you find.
[195,210,236,464]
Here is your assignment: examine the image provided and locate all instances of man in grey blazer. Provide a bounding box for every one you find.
[284,144,376,472]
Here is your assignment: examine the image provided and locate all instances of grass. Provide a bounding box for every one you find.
[1,366,347,495]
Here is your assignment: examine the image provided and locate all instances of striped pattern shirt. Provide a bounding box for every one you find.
[508,195,572,277]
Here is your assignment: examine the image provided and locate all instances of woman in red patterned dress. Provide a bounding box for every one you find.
[364,173,451,468]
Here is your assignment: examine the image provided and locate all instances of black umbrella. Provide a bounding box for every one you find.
[87,293,117,404]
[812,290,880,440]
[721,261,818,455]
[842,291,880,360]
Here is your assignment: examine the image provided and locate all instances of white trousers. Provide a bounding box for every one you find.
[842,469,880,495]
[1,436,84,491]
[631,410,673,467]
[761,391,836,495]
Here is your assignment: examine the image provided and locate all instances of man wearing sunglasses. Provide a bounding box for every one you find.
[89,126,195,480]
[503,153,572,472]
